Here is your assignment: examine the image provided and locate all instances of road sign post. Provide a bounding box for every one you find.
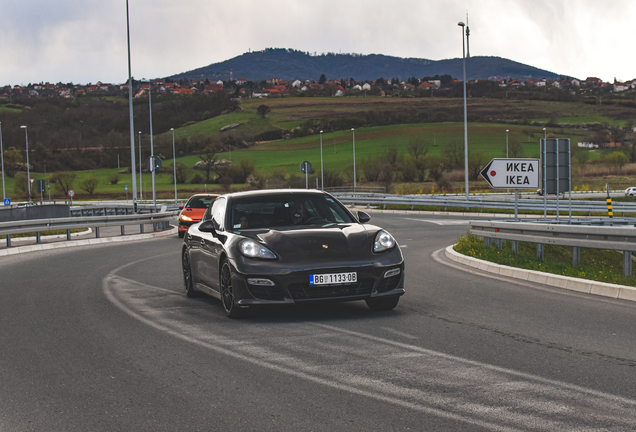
[68,189,75,206]
[300,161,312,189]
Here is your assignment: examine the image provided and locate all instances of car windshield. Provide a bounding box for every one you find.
[186,196,216,209]
[230,194,355,230]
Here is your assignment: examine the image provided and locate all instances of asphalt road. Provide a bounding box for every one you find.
[1,213,636,431]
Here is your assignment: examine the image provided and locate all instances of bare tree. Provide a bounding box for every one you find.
[49,172,77,196]
[80,176,99,196]
[443,140,463,168]
[256,105,271,118]
[199,145,218,183]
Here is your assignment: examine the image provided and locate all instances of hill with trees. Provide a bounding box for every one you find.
[168,48,565,83]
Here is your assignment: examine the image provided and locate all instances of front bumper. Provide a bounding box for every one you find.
[178,219,200,232]
[231,259,405,307]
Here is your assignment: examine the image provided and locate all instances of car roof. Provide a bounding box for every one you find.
[221,189,328,200]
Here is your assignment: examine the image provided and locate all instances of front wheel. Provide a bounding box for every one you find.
[365,296,400,311]
[220,260,245,319]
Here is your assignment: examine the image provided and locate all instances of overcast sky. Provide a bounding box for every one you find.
[1,0,633,86]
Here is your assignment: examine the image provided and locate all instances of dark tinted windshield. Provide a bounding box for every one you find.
[230,194,354,230]
[186,195,216,209]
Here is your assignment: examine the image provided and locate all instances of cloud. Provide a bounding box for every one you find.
[0,0,633,85]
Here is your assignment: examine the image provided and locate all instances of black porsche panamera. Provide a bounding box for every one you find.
[181,189,405,318]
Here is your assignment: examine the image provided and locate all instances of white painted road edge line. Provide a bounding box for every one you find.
[445,245,636,303]
[0,225,178,257]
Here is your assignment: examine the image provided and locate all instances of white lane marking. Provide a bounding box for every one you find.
[103,258,636,432]
[404,218,470,225]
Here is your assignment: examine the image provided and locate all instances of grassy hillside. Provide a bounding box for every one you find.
[3,95,636,201]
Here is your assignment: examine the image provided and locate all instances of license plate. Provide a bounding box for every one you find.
[309,272,357,285]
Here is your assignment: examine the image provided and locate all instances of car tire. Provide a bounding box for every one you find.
[178,231,185,238]
[220,260,245,319]
[182,250,197,298]
[365,296,400,311]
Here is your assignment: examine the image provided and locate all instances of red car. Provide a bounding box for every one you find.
[178,194,219,238]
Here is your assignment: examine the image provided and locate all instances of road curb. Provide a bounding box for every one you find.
[445,245,636,303]
[0,225,178,257]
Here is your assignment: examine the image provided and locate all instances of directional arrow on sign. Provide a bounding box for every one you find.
[480,158,540,189]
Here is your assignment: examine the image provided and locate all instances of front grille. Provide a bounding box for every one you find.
[247,285,286,301]
[376,275,401,293]
[288,278,374,300]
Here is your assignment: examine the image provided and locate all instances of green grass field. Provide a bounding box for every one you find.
[3,95,635,201]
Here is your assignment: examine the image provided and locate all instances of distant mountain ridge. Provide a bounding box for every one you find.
[167,48,565,83]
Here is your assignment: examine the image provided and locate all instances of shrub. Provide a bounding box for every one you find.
[107,172,119,185]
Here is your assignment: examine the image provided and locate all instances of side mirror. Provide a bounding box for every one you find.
[198,220,216,234]
[179,205,184,210]
[357,211,371,224]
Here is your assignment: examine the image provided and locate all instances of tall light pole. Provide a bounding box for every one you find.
[320,130,324,190]
[0,122,5,201]
[138,131,142,201]
[458,21,469,199]
[171,128,177,203]
[148,83,157,211]
[351,128,356,191]
[20,125,30,202]
[126,0,138,212]
[506,129,509,193]
[543,127,547,217]
[506,129,509,158]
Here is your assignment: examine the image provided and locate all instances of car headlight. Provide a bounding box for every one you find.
[374,230,396,253]
[238,239,276,259]
[180,214,193,222]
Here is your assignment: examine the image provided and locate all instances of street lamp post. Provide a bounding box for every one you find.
[148,84,157,211]
[320,130,324,190]
[138,131,142,201]
[351,128,356,191]
[506,129,509,158]
[543,127,547,218]
[458,21,469,199]
[20,125,30,202]
[126,0,138,212]
[506,129,509,193]
[171,128,177,203]
[0,122,5,201]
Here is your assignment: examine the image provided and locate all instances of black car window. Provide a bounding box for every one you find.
[211,198,226,231]
[186,195,216,209]
[230,194,354,230]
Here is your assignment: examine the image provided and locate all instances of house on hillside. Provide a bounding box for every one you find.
[203,84,224,93]
[614,82,630,92]
[173,88,194,95]
[583,77,603,88]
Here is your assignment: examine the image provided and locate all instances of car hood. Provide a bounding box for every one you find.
[246,223,375,256]
[180,208,206,220]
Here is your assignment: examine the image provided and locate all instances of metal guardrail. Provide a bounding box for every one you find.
[69,203,180,217]
[325,186,386,194]
[332,193,636,215]
[469,218,636,277]
[0,210,179,248]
